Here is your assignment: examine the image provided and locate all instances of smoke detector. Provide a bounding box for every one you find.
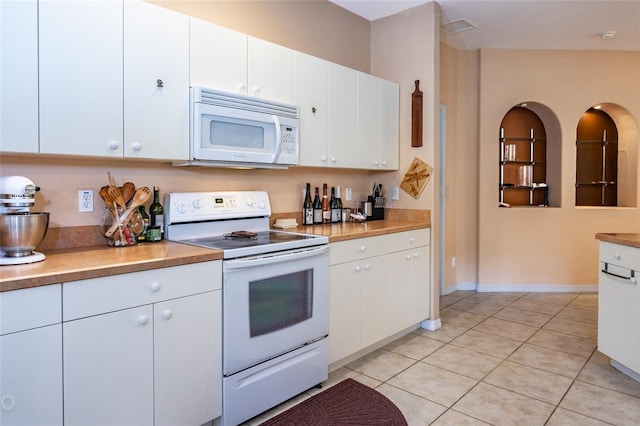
[441,19,476,34]
[600,31,616,40]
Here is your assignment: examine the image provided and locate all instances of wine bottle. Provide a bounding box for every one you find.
[149,186,165,239]
[302,183,314,226]
[137,205,150,242]
[313,187,322,225]
[330,187,340,223]
[335,185,343,222]
[322,184,331,224]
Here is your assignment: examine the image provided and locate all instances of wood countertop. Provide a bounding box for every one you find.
[0,241,222,292]
[1,220,429,292]
[297,220,430,243]
[595,233,640,249]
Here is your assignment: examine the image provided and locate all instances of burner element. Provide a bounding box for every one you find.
[224,231,258,240]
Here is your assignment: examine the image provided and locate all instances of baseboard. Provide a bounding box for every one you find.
[420,318,441,331]
[475,283,598,293]
[444,282,598,293]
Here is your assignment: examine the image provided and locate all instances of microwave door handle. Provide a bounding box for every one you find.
[272,114,282,163]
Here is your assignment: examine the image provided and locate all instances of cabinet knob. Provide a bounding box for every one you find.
[330,157,337,163]
[321,156,328,163]
[162,310,173,320]
[150,282,161,292]
[631,277,638,284]
[359,245,366,252]
[413,252,419,258]
[237,83,246,92]
[355,265,361,272]
[252,86,260,96]
[373,161,379,166]
[131,142,142,152]
[138,315,149,326]
[312,107,317,113]
[409,237,416,243]
[156,79,164,88]
[1,394,15,411]
[364,264,370,270]
[381,160,387,166]
[108,141,119,150]
[614,252,622,260]
[405,254,412,260]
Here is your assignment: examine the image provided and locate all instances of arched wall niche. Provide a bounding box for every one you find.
[583,103,639,208]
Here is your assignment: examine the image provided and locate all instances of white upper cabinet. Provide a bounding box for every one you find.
[124,0,189,160]
[328,63,358,168]
[357,72,399,170]
[295,52,329,167]
[190,18,248,94]
[248,37,294,104]
[39,0,123,157]
[1,0,38,153]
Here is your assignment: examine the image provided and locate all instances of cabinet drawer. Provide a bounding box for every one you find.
[600,242,640,270]
[1,284,62,335]
[330,235,389,265]
[63,261,221,321]
[384,229,430,253]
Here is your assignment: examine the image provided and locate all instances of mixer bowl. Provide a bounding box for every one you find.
[0,212,50,257]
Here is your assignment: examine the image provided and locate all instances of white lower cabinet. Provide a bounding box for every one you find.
[63,261,222,426]
[0,285,63,426]
[328,229,430,365]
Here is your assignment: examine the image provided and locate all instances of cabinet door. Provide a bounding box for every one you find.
[356,72,380,169]
[328,63,358,168]
[388,250,414,332]
[295,52,329,167]
[598,266,640,372]
[1,325,63,426]
[39,0,123,157]
[360,255,389,348]
[411,246,431,324]
[124,0,189,160]
[248,37,294,103]
[379,79,400,170]
[190,18,248,94]
[0,0,38,153]
[154,291,222,425]
[63,306,153,426]
[328,262,361,364]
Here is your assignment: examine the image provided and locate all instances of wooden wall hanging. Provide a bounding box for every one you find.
[400,157,432,199]
[411,80,423,147]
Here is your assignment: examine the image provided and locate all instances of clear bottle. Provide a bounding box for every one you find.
[330,187,340,223]
[322,183,330,224]
[302,183,314,226]
[313,187,322,225]
[149,186,165,239]
[335,185,343,222]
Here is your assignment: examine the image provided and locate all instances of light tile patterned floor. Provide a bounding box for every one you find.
[246,291,640,425]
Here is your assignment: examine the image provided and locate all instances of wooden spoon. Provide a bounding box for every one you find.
[108,186,127,209]
[104,187,151,238]
[121,182,136,205]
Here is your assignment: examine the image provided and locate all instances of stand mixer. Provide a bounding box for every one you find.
[0,176,50,265]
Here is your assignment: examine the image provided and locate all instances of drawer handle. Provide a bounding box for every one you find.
[614,252,622,260]
[359,246,366,252]
[601,263,637,283]
[150,282,161,292]
[409,237,415,243]
[1,394,15,411]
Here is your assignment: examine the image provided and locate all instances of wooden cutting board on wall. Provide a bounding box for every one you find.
[400,157,432,199]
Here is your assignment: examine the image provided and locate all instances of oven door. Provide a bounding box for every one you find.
[222,245,329,376]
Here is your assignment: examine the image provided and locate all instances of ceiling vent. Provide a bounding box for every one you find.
[441,19,476,34]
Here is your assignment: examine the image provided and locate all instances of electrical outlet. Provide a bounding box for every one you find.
[451,256,456,268]
[345,187,352,201]
[78,190,93,212]
[391,186,400,200]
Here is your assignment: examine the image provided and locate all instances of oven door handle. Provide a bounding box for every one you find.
[224,245,329,270]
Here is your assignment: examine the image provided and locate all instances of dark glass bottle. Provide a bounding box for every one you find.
[302,183,314,226]
[137,205,150,242]
[335,185,343,221]
[313,187,322,225]
[149,186,164,239]
[330,187,340,223]
[322,184,330,224]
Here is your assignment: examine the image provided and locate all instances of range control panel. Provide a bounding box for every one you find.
[165,191,271,224]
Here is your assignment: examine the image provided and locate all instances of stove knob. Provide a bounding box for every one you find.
[245,197,254,207]
[192,199,202,209]
[177,203,187,214]
[258,200,266,209]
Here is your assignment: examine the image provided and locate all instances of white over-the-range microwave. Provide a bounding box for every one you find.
[175,87,299,169]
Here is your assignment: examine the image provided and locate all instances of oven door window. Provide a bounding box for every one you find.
[249,269,313,337]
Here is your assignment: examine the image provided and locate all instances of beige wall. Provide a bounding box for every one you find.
[478,49,640,289]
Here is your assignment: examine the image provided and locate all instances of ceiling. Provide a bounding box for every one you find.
[329,0,640,51]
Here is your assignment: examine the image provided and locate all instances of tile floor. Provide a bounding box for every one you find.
[246,291,640,425]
